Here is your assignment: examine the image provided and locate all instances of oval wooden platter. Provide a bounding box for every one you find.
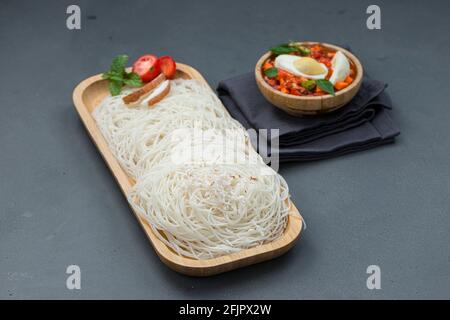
[72,63,303,276]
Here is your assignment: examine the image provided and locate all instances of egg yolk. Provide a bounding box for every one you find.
[293,57,325,75]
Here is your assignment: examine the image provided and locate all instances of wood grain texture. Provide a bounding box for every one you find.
[255,42,364,116]
[72,63,303,276]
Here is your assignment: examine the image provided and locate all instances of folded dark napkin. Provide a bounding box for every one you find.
[217,72,400,162]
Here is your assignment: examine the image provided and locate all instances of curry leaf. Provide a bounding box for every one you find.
[316,79,335,96]
[288,42,311,56]
[270,45,298,56]
[264,67,278,78]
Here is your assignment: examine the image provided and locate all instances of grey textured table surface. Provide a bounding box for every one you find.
[1,0,449,299]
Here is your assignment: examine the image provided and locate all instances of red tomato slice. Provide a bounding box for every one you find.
[158,56,176,79]
[132,54,160,82]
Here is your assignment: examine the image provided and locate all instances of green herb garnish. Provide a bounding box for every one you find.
[102,54,143,96]
[288,42,311,56]
[270,45,299,56]
[270,42,311,56]
[316,79,335,96]
[108,80,122,96]
[123,72,143,87]
[301,80,316,91]
[109,54,128,74]
[264,67,278,78]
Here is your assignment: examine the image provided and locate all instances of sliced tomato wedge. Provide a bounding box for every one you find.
[132,54,160,82]
[158,56,176,79]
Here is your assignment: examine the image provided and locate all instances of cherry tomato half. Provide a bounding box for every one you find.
[132,54,160,82]
[158,56,176,79]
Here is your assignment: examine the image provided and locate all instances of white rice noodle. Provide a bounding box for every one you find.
[93,79,294,259]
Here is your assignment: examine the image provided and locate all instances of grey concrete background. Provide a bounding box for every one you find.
[0,0,449,299]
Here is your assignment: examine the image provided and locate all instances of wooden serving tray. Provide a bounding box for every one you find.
[72,63,303,276]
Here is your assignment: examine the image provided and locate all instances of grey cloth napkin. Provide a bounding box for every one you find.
[217,72,400,162]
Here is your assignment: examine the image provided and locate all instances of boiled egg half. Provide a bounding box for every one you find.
[274,55,328,80]
[328,51,350,85]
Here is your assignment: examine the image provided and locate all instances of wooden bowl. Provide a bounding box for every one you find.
[255,42,363,116]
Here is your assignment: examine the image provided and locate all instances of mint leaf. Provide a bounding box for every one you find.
[104,55,144,95]
[102,71,123,82]
[108,80,122,96]
[316,79,335,96]
[264,67,278,78]
[124,78,142,87]
[125,72,142,81]
[123,72,142,87]
[110,54,128,75]
[108,74,125,82]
